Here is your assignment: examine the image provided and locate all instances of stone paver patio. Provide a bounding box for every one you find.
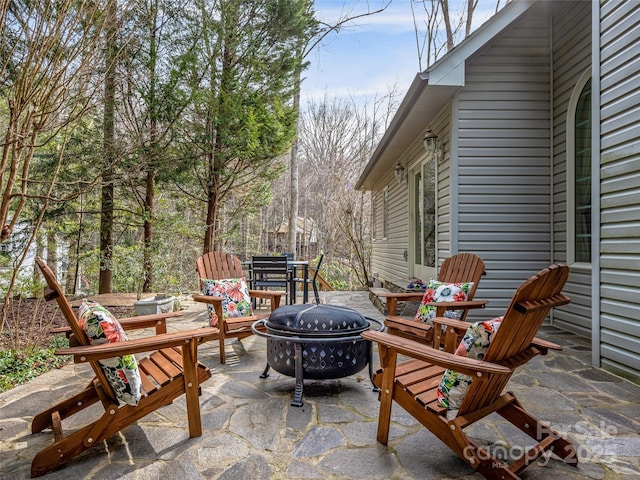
[1,291,639,479]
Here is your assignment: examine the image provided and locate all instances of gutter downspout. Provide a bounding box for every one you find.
[549,15,555,324]
[591,0,601,368]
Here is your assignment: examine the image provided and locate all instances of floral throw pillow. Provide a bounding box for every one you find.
[437,316,503,409]
[413,280,474,324]
[77,300,142,406]
[201,277,253,327]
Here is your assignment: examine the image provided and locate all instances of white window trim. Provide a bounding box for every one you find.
[566,69,592,269]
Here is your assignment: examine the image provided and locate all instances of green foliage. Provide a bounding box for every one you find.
[319,258,352,291]
[0,268,46,299]
[0,336,70,392]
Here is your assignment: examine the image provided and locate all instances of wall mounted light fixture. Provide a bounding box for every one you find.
[423,128,443,161]
[394,163,407,185]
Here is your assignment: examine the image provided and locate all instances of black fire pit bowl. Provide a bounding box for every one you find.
[252,304,383,406]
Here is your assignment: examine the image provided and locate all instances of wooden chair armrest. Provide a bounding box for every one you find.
[424,299,488,310]
[50,311,183,337]
[117,311,182,332]
[377,292,426,301]
[376,292,425,316]
[362,330,511,378]
[248,289,286,299]
[385,315,431,331]
[55,327,221,363]
[377,293,486,317]
[431,317,471,331]
[531,337,562,351]
[192,294,224,305]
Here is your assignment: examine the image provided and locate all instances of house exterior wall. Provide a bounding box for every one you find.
[551,1,593,337]
[370,107,453,286]
[598,0,640,381]
[432,109,453,262]
[371,169,410,284]
[455,10,552,320]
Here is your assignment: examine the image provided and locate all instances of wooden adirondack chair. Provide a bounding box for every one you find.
[192,252,285,364]
[30,257,218,478]
[380,253,488,344]
[362,264,577,480]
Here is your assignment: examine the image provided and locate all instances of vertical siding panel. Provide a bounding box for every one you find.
[551,1,592,337]
[457,12,552,320]
[599,0,640,382]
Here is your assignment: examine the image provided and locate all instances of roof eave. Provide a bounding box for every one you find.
[356,0,540,191]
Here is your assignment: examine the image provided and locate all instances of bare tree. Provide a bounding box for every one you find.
[297,88,399,285]
[1,1,109,244]
[411,0,502,68]
[1,1,116,325]
[287,1,391,258]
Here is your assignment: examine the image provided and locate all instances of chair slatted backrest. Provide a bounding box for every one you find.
[252,255,289,285]
[35,257,119,403]
[438,253,486,320]
[197,252,243,280]
[458,264,570,416]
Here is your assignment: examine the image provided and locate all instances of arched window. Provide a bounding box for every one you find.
[567,72,592,264]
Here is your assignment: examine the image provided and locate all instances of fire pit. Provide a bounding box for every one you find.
[252,304,383,406]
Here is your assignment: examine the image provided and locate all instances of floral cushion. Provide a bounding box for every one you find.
[77,300,142,406]
[437,316,503,409]
[201,277,253,327]
[413,280,474,324]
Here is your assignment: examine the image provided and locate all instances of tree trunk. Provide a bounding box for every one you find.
[203,177,219,254]
[141,0,159,293]
[440,0,454,51]
[288,43,303,257]
[99,0,117,294]
[142,168,155,292]
[46,221,57,278]
[65,238,78,294]
[34,228,45,286]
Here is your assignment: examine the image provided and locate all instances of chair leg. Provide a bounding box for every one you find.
[31,383,99,434]
[219,327,227,364]
[182,341,203,437]
[31,424,96,477]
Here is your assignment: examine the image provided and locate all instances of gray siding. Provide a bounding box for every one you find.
[456,11,552,320]
[551,1,592,336]
[371,107,452,286]
[371,171,410,283]
[433,109,452,263]
[599,0,640,381]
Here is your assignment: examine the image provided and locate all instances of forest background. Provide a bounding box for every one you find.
[1,0,503,345]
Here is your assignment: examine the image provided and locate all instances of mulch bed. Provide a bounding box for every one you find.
[0,298,134,351]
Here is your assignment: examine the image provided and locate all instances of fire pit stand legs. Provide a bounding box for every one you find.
[258,342,378,407]
[252,319,384,407]
[292,343,304,407]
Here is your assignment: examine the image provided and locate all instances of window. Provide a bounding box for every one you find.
[413,160,436,269]
[567,73,592,264]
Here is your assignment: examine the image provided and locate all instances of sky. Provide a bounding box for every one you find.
[301,0,500,106]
